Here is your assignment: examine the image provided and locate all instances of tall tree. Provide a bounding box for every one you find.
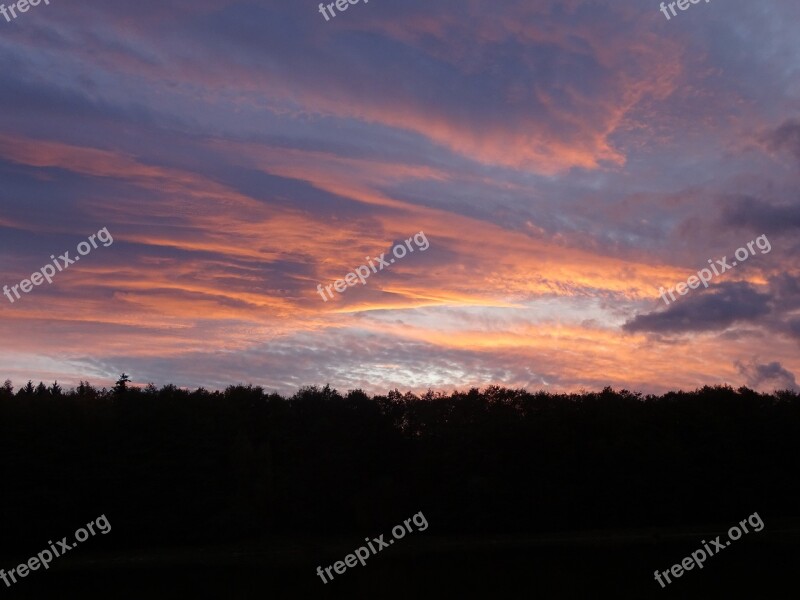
[114,373,131,395]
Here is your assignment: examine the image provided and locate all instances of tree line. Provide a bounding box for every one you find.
[1,378,798,552]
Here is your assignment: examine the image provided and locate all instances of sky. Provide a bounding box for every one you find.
[0,0,798,395]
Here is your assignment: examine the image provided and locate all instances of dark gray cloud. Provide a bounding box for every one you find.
[624,273,800,343]
[623,282,772,334]
[722,195,800,233]
[787,318,800,341]
[763,119,800,163]
[735,359,798,391]
[769,273,800,311]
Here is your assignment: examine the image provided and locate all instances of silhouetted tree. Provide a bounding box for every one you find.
[16,380,34,398]
[76,380,97,399]
[114,373,131,395]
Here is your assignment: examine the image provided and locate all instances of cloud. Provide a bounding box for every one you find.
[735,359,798,391]
[787,318,800,341]
[762,119,800,163]
[722,196,800,233]
[622,282,772,334]
[769,273,800,311]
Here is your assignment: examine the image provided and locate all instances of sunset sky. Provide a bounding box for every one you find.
[0,0,798,394]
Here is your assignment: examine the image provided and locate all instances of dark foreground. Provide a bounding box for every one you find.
[2,525,798,599]
[1,382,799,597]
